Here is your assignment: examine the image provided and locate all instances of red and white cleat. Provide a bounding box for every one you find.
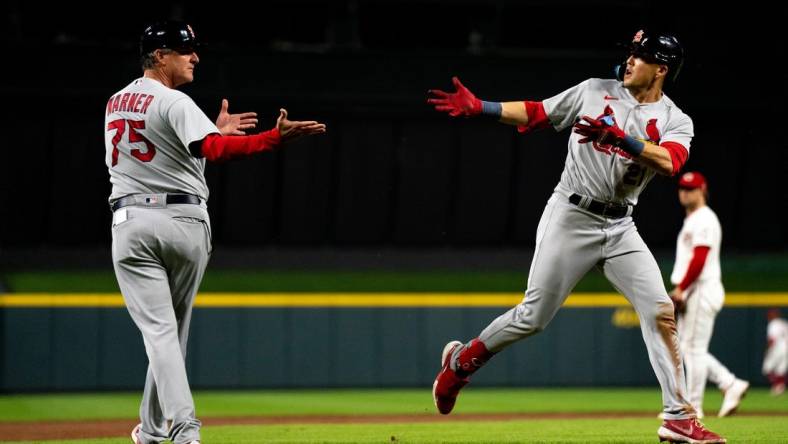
[432,340,468,415]
[658,417,726,443]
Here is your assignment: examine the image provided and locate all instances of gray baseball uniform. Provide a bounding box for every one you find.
[474,78,697,419]
[105,77,219,444]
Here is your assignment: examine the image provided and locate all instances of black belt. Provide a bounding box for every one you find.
[569,193,630,219]
[111,194,201,212]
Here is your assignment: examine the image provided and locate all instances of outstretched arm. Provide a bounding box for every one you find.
[427,77,521,123]
[192,109,326,162]
[426,77,552,134]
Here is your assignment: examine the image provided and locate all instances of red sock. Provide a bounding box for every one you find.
[455,338,494,377]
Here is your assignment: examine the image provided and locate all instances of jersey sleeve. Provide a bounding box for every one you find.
[767,322,779,340]
[166,96,220,150]
[689,213,716,248]
[542,79,591,132]
[661,112,694,154]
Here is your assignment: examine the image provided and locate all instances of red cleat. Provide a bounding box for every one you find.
[658,417,726,443]
[432,340,468,415]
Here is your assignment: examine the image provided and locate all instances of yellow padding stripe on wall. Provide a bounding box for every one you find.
[1,293,788,308]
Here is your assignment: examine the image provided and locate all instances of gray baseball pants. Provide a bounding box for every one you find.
[477,192,694,419]
[112,197,211,444]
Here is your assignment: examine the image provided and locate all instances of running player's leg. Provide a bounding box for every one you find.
[478,194,602,352]
[433,195,603,414]
[601,221,694,419]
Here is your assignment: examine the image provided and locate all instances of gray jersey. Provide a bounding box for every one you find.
[104,77,219,202]
[543,78,694,205]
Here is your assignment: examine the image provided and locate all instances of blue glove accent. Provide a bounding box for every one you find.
[600,115,616,126]
[621,135,645,156]
[481,101,502,118]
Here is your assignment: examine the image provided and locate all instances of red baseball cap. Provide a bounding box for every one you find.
[678,171,707,189]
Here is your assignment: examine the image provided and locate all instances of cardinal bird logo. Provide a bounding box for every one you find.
[589,105,617,155]
[646,118,661,144]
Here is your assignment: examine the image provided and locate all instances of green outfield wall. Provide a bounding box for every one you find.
[1,292,781,392]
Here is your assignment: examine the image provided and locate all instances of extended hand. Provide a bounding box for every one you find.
[276,108,327,142]
[427,76,482,117]
[573,115,627,146]
[216,99,258,136]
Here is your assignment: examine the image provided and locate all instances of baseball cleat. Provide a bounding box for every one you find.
[657,418,726,443]
[432,340,468,415]
[718,378,749,417]
[130,424,141,444]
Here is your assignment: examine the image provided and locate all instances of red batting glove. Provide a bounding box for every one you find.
[427,76,482,117]
[572,115,627,146]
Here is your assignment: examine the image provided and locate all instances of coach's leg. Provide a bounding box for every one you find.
[155,209,212,444]
[137,367,168,442]
[602,222,694,420]
[113,209,198,444]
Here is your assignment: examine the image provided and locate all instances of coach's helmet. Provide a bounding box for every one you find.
[140,20,201,56]
[615,30,684,82]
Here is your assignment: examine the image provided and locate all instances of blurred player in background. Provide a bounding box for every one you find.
[669,171,749,418]
[763,308,788,395]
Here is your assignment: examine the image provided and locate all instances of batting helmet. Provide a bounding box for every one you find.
[615,29,684,82]
[140,20,201,56]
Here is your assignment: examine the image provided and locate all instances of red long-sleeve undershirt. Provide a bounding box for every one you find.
[678,245,710,291]
[517,101,551,134]
[661,141,689,176]
[197,129,281,162]
[515,101,688,175]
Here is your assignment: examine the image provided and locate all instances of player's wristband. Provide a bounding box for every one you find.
[619,135,645,157]
[480,101,502,118]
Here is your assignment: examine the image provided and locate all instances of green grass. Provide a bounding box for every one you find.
[1,388,786,421]
[3,259,788,293]
[3,417,788,443]
[2,389,787,443]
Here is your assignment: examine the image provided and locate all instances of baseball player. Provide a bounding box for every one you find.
[669,171,749,418]
[428,30,726,443]
[763,308,788,396]
[106,21,325,444]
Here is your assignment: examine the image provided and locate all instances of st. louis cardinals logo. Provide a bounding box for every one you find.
[646,118,661,144]
[588,105,627,157]
[586,108,660,160]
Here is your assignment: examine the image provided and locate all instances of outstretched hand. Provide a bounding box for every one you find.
[276,108,327,142]
[427,76,482,117]
[216,99,258,136]
[572,115,626,145]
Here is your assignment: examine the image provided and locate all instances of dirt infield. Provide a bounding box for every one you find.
[1,412,784,441]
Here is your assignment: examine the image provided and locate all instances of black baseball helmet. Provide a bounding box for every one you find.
[615,29,685,82]
[140,20,201,56]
